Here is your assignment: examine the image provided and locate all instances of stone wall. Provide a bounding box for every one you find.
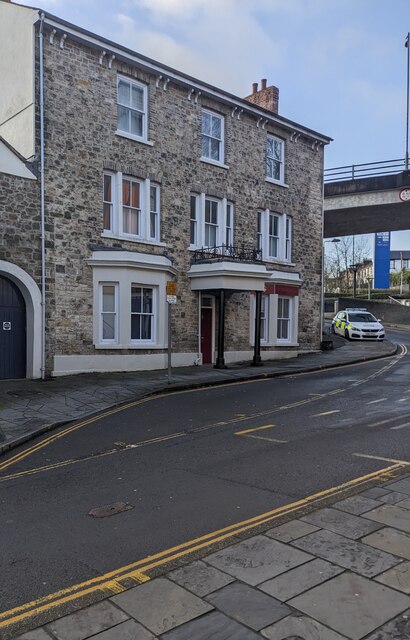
[35,28,324,372]
[0,171,41,282]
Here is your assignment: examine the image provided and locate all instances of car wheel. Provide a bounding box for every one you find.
[344,328,350,340]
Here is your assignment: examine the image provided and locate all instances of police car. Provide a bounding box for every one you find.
[331,308,385,341]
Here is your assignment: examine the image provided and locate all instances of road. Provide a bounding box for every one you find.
[1,327,410,627]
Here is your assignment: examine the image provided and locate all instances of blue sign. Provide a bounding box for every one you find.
[374,232,390,289]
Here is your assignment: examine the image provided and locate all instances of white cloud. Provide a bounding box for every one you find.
[114,1,285,95]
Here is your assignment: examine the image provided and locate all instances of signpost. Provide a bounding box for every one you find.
[166,281,177,382]
[374,232,391,289]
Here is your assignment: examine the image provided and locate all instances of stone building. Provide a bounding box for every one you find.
[0,0,331,379]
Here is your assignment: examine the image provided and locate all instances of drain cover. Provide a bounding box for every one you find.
[88,501,134,518]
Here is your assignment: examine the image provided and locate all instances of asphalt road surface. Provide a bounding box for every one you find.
[1,327,410,618]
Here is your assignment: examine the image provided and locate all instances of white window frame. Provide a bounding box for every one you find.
[250,292,298,346]
[130,285,157,345]
[116,75,148,142]
[260,294,269,344]
[201,109,225,166]
[91,252,175,350]
[99,283,118,344]
[189,194,234,250]
[277,296,292,343]
[102,172,161,244]
[258,210,292,263]
[266,134,285,184]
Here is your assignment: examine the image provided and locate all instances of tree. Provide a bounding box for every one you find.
[324,236,371,294]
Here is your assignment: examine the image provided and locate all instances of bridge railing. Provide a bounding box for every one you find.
[324,158,406,183]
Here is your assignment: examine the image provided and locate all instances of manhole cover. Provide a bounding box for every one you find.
[88,501,134,518]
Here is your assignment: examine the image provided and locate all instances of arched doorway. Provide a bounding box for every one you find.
[0,275,26,379]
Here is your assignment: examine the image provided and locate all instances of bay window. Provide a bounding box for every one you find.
[131,286,155,343]
[100,283,118,343]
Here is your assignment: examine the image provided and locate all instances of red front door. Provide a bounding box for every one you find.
[201,307,213,364]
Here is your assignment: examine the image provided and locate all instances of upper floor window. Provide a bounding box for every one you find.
[266,135,284,184]
[117,76,148,141]
[201,110,224,164]
[103,172,160,243]
[190,194,234,249]
[257,210,292,262]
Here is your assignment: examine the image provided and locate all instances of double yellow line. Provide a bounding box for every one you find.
[1,461,407,632]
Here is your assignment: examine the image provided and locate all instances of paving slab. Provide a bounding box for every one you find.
[205,534,312,586]
[363,503,410,533]
[333,494,382,516]
[160,610,261,639]
[379,491,410,504]
[259,558,344,602]
[15,631,53,640]
[110,578,212,636]
[288,572,410,640]
[362,527,410,560]
[45,600,129,640]
[205,581,289,630]
[87,619,156,639]
[397,497,410,509]
[375,561,410,593]
[359,487,391,499]
[300,507,382,539]
[385,478,410,495]
[265,518,320,542]
[168,560,234,597]
[261,613,349,640]
[291,529,401,577]
[354,609,410,640]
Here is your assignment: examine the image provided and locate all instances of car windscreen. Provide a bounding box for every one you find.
[348,313,377,323]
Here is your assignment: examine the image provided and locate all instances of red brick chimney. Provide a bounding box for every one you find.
[244,79,279,114]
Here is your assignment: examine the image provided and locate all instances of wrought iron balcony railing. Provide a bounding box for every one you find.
[192,244,262,264]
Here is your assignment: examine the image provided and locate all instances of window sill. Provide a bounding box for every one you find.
[94,343,165,350]
[264,259,296,267]
[200,157,229,170]
[101,231,167,247]
[265,177,289,188]
[115,130,154,146]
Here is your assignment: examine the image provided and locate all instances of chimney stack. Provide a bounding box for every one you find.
[244,79,279,114]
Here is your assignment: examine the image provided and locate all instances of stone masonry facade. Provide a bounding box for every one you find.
[0,3,329,377]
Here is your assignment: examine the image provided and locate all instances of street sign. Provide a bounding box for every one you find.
[166,281,177,296]
[3,322,11,330]
[167,295,177,304]
[399,188,410,202]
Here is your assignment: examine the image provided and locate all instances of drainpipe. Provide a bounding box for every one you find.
[39,12,46,379]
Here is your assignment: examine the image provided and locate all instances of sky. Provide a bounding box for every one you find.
[15,0,410,251]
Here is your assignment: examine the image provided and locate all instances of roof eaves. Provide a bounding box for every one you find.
[36,10,332,145]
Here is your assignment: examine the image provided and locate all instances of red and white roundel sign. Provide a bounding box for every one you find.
[399,188,410,202]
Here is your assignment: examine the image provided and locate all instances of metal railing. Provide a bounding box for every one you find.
[324,158,407,183]
[192,244,262,264]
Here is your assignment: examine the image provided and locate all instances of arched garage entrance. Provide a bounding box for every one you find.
[0,276,26,379]
[0,261,42,379]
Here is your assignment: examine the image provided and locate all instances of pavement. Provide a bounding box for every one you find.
[3,336,410,640]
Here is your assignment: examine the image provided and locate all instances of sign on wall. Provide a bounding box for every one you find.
[374,232,390,289]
